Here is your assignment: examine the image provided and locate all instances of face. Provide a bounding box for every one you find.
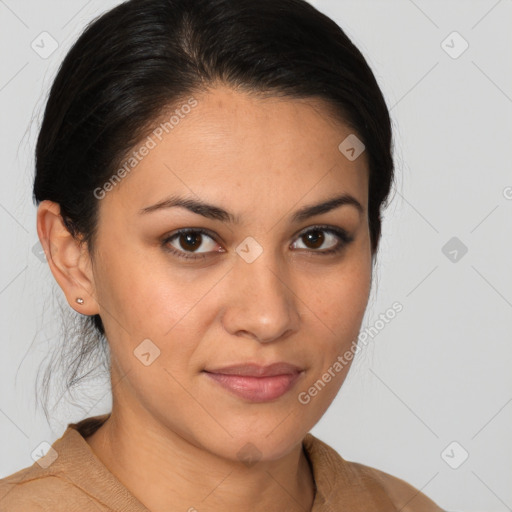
[87,85,372,461]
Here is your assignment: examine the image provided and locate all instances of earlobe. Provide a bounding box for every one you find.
[36,200,99,316]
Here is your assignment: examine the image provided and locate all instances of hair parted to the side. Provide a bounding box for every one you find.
[33,0,394,420]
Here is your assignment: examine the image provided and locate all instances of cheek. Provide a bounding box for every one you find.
[302,254,372,385]
[94,260,209,411]
[312,257,371,335]
[96,242,198,329]
[92,248,201,368]
[294,260,371,414]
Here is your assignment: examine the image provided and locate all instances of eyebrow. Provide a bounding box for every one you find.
[139,193,363,223]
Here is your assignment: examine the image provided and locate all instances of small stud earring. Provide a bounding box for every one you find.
[76,298,84,305]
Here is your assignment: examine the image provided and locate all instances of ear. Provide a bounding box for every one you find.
[36,200,100,316]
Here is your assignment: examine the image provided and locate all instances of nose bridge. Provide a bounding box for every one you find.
[222,245,300,342]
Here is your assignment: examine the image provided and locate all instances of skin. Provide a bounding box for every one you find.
[37,85,373,512]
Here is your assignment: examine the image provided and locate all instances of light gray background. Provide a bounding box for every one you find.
[1,1,511,511]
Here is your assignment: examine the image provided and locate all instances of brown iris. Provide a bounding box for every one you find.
[303,230,324,249]
[179,232,203,252]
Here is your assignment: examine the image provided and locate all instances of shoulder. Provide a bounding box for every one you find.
[346,460,445,512]
[0,414,114,512]
[303,433,445,511]
[0,465,103,512]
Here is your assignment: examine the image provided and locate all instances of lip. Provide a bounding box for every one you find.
[204,362,304,377]
[203,362,304,402]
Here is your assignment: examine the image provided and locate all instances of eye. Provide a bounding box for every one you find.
[290,225,353,255]
[162,228,223,260]
[162,225,353,261]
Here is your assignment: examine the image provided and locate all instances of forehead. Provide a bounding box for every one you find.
[99,85,369,223]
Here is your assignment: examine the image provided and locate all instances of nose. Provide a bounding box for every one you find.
[221,252,301,344]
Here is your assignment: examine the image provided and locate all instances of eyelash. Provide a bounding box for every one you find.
[161,225,354,261]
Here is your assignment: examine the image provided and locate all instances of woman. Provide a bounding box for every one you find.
[0,0,445,510]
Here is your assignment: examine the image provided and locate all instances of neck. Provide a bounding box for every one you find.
[85,401,315,512]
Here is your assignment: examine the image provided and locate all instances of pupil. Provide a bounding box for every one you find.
[305,230,324,249]
[180,233,201,251]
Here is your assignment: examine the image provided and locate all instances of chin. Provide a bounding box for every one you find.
[209,425,308,465]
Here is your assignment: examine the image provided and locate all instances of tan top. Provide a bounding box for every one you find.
[0,413,444,511]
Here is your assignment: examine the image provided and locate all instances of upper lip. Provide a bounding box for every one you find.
[204,362,304,377]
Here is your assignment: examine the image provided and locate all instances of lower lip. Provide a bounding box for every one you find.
[203,371,303,402]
